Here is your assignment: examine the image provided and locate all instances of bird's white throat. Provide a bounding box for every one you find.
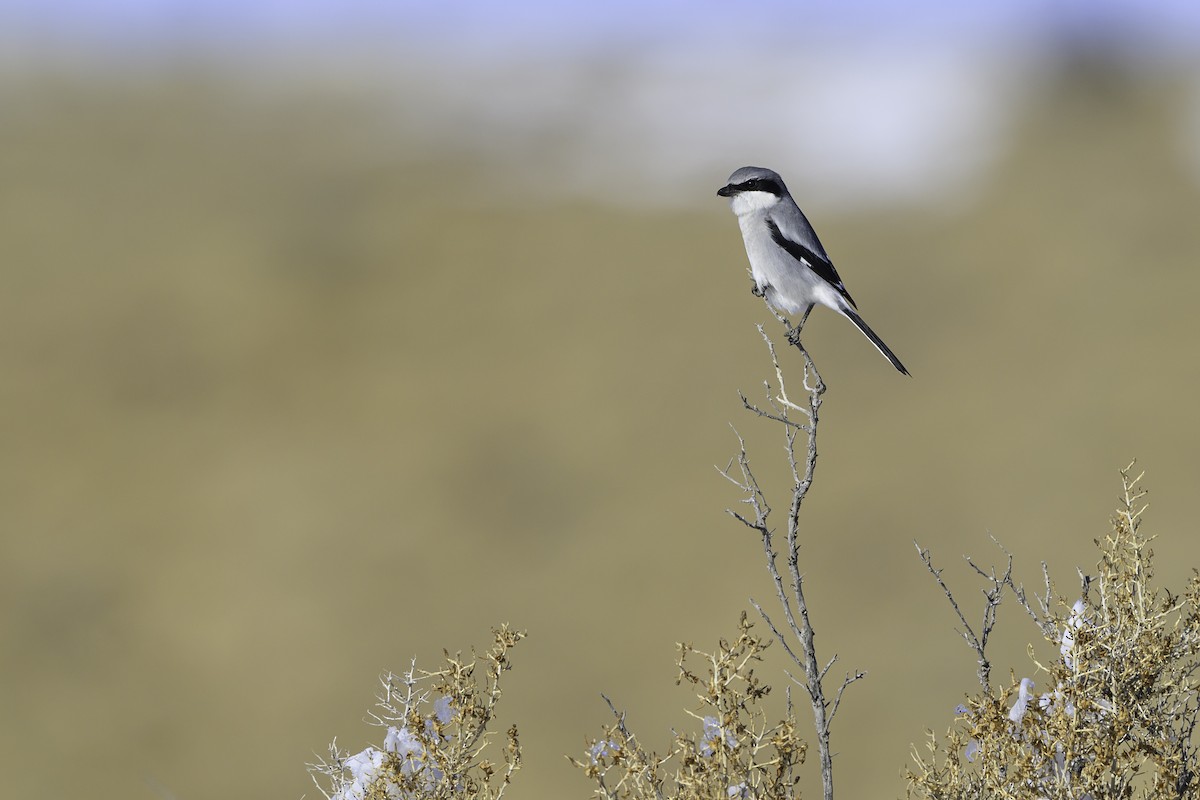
[728,190,779,216]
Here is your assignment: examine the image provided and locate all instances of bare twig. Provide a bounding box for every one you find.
[918,535,1065,692]
[916,543,1001,693]
[725,319,859,800]
[1007,558,1058,641]
[829,670,866,723]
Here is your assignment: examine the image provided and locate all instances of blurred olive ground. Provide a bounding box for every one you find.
[3,64,1200,800]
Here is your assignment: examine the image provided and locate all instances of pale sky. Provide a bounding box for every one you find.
[4,0,1200,57]
[5,1,1199,209]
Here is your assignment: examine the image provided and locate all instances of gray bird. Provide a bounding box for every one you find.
[718,166,909,375]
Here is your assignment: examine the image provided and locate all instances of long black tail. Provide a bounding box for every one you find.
[841,307,910,376]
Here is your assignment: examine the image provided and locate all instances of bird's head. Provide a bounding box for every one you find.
[717,166,789,215]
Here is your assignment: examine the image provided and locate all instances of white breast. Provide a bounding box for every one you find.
[735,212,838,316]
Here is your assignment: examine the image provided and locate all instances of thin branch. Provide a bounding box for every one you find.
[749,597,808,696]
[727,318,852,800]
[916,543,995,692]
[1007,559,1058,641]
[829,670,867,723]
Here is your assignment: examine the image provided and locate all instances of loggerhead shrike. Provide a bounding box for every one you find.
[718,166,909,376]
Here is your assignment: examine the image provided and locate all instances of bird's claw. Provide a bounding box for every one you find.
[750,282,765,298]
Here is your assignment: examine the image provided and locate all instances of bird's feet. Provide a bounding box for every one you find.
[750,281,765,298]
[785,305,814,347]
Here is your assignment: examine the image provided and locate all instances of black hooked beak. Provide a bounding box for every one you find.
[717,184,737,197]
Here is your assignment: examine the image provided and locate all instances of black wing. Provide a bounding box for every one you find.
[766,218,857,309]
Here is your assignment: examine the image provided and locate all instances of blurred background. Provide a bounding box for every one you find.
[3,1,1200,798]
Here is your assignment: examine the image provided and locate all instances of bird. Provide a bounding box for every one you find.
[717,166,909,375]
